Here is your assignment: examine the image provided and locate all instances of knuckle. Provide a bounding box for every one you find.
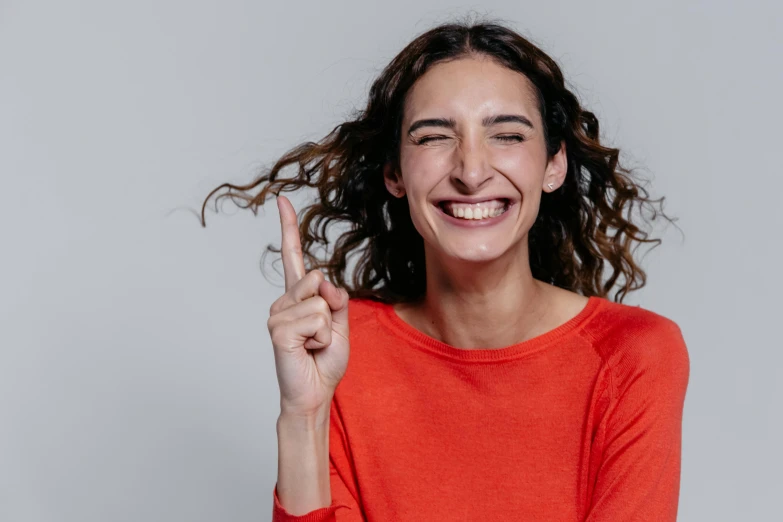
[270,324,294,350]
[315,313,330,330]
[308,269,325,285]
[315,296,331,315]
[266,315,278,333]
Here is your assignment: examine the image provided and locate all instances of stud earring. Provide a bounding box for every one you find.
[395,189,402,196]
[547,183,554,190]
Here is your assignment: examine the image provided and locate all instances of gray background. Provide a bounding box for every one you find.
[1,1,780,520]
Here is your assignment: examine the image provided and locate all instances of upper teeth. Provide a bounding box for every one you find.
[442,200,508,220]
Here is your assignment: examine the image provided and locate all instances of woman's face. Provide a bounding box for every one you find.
[387,55,566,264]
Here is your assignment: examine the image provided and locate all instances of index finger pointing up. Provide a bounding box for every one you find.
[277,195,306,290]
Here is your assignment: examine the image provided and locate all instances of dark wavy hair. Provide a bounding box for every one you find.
[200,18,678,304]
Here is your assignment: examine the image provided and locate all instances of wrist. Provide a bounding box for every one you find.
[279,398,333,429]
[277,411,330,436]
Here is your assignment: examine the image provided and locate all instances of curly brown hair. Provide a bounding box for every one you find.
[200,19,678,304]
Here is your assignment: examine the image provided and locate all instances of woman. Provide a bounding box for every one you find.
[201,20,690,522]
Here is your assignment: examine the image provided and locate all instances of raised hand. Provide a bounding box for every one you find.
[267,195,350,419]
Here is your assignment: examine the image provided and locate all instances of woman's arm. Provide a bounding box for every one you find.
[275,405,333,516]
[272,398,364,522]
[584,320,691,521]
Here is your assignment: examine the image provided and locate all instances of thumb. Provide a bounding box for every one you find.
[320,280,350,328]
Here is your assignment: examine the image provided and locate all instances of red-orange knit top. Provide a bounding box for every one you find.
[272,295,690,521]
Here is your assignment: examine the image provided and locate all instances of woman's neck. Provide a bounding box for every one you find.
[395,248,562,349]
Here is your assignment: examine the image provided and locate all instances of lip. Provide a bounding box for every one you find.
[433,196,512,205]
[433,200,516,227]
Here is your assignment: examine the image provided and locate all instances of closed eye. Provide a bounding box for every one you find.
[495,135,525,143]
[414,135,449,145]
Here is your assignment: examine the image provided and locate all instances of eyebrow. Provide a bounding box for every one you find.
[407,114,534,135]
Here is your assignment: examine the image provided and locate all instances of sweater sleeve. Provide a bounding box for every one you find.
[584,319,691,522]
[272,398,365,522]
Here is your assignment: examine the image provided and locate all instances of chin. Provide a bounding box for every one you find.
[439,239,513,264]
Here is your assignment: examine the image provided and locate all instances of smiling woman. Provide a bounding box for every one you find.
[200,18,689,522]
[389,56,569,267]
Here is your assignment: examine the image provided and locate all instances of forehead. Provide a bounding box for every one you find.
[403,56,540,123]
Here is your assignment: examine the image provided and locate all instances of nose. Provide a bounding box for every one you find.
[451,136,493,192]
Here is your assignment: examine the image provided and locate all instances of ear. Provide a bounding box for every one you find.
[543,141,567,193]
[383,162,405,197]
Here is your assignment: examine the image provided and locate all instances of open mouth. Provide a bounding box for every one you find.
[437,198,511,221]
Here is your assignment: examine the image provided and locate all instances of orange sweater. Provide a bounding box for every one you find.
[272,296,690,521]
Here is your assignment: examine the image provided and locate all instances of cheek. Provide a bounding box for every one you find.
[398,203,432,249]
[399,153,450,212]
[492,148,544,186]
[520,191,542,221]
[400,148,452,185]
[490,150,546,227]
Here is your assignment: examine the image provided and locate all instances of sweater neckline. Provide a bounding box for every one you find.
[375,295,605,363]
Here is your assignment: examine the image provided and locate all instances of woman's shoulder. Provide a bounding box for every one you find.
[587,297,684,339]
[585,297,690,382]
[346,296,387,329]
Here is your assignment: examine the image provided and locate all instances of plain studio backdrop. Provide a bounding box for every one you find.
[1,1,781,521]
